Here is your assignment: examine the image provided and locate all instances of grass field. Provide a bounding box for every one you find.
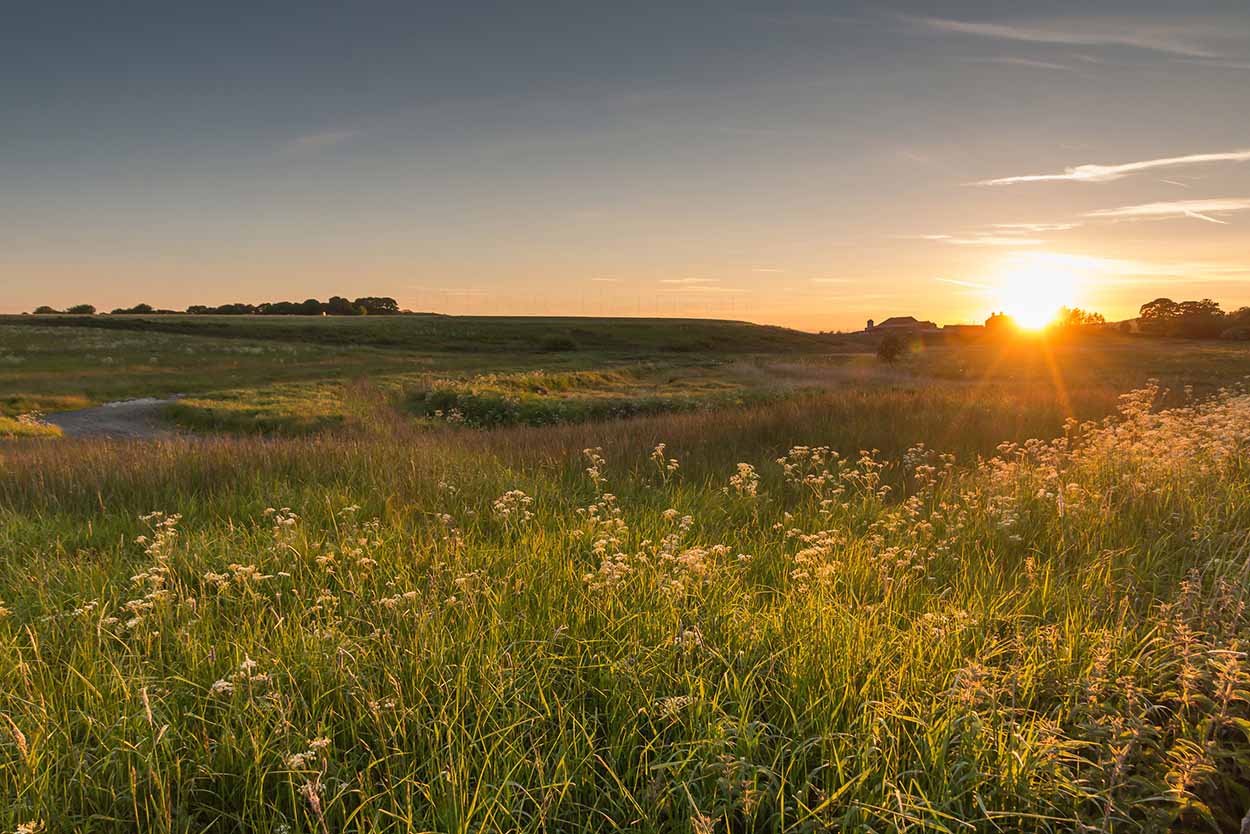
[1,318,1250,831]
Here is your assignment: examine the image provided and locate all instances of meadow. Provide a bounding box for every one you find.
[1,316,1249,832]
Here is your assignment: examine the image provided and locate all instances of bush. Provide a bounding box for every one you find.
[877,333,907,364]
[66,304,96,315]
[32,306,61,315]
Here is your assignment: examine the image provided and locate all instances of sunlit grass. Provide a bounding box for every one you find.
[1,376,1248,831]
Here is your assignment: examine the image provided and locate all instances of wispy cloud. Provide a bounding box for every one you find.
[992,222,1080,232]
[589,277,620,283]
[1180,58,1250,70]
[1086,198,1250,224]
[810,278,851,284]
[286,129,360,152]
[914,234,1044,246]
[976,148,1250,185]
[962,56,1072,70]
[751,268,785,273]
[660,277,718,285]
[936,277,993,290]
[907,15,1229,58]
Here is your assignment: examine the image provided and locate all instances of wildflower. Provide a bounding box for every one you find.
[492,490,534,524]
[727,462,760,497]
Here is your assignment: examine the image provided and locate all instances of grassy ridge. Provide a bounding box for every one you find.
[0,314,843,355]
[1,379,1248,831]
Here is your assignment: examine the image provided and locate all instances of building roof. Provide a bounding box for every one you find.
[877,316,937,329]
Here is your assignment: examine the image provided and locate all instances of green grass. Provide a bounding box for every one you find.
[1,358,1249,831]
[0,313,849,355]
[0,415,61,439]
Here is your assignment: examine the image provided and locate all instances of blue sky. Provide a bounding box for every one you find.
[3,1,1249,327]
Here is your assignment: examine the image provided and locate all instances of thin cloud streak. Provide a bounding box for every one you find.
[992,222,1080,232]
[1086,198,1250,224]
[936,277,993,290]
[976,148,1250,185]
[962,56,1072,70]
[915,234,1044,246]
[909,15,1228,58]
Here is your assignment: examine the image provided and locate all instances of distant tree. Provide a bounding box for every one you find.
[1176,299,1225,338]
[1138,298,1181,335]
[111,303,155,315]
[1138,297,1225,338]
[1051,307,1105,328]
[32,305,61,314]
[325,296,365,316]
[299,298,324,315]
[876,333,907,364]
[65,304,96,315]
[354,296,400,315]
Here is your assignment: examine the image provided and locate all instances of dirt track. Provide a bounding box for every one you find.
[45,398,178,439]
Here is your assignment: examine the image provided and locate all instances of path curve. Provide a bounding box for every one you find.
[45,397,180,439]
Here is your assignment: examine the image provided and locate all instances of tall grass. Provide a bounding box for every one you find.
[0,383,1247,831]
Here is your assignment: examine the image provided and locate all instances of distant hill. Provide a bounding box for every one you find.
[0,313,853,355]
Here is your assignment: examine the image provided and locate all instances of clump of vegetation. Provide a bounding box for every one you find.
[0,412,61,438]
[1138,297,1250,339]
[876,332,908,364]
[1,378,1249,830]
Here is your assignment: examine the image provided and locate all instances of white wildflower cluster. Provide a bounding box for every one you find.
[122,511,183,630]
[376,590,419,610]
[777,445,844,497]
[286,735,332,771]
[202,562,276,590]
[788,529,846,592]
[264,507,300,546]
[432,407,466,424]
[902,442,956,488]
[210,655,274,699]
[650,443,680,481]
[492,490,534,525]
[15,411,51,428]
[578,493,631,590]
[725,463,760,497]
[583,447,608,491]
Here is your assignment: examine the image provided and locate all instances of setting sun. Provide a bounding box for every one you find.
[991,253,1084,329]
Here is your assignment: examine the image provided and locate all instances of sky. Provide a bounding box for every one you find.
[3,0,1249,330]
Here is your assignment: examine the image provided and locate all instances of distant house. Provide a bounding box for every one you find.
[866,316,938,332]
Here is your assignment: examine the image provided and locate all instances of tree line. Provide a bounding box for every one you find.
[1137,298,1250,340]
[30,296,404,317]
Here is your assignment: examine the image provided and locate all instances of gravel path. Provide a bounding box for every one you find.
[45,397,179,439]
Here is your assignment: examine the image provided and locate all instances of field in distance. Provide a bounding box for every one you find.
[1,315,1250,829]
[3,313,1250,440]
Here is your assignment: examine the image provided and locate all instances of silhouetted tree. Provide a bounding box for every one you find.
[1051,307,1105,328]
[1138,297,1226,338]
[877,333,907,364]
[32,305,61,314]
[66,304,96,315]
[353,296,400,315]
[325,296,365,315]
